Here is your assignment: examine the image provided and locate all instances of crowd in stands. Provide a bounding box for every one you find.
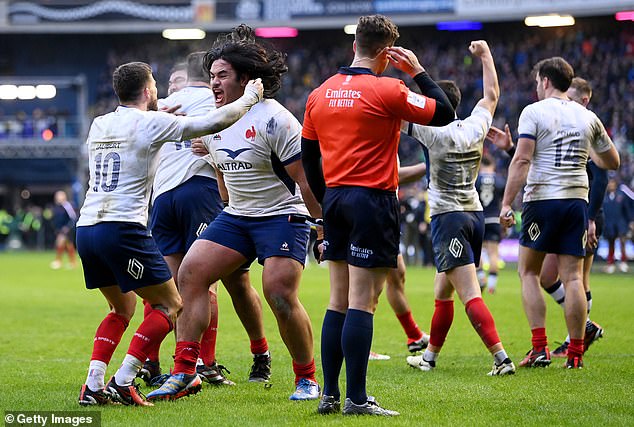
[0,108,77,140]
[88,17,634,188]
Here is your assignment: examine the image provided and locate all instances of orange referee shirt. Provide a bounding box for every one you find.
[302,67,437,191]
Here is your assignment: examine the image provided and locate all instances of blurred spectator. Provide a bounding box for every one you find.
[603,178,633,273]
[50,190,78,269]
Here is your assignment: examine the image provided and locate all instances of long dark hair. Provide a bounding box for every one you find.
[204,24,287,98]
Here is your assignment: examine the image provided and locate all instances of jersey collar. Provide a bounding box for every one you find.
[338,67,376,76]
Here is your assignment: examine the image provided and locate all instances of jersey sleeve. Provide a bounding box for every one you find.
[589,113,613,154]
[408,123,436,149]
[517,104,538,140]
[381,79,437,125]
[461,106,493,147]
[146,111,186,144]
[267,110,303,165]
[301,89,319,140]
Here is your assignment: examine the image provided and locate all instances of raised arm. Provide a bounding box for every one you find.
[470,40,499,116]
[180,79,263,140]
[387,46,455,126]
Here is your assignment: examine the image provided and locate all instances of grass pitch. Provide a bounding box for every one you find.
[0,251,633,426]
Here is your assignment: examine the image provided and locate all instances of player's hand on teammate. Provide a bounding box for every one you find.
[244,78,264,103]
[469,40,491,58]
[160,104,184,115]
[486,124,514,151]
[499,205,516,228]
[191,138,209,156]
[386,46,425,77]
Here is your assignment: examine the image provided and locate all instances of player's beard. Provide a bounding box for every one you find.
[148,96,158,111]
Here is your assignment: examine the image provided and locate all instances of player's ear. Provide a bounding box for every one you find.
[353,40,357,53]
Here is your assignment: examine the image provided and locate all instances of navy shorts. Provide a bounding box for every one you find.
[520,199,588,257]
[483,221,502,243]
[150,176,223,256]
[322,186,399,268]
[602,212,628,240]
[76,222,172,293]
[431,211,484,272]
[199,212,309,266]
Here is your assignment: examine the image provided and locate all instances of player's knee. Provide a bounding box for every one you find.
[264,283,295,311]
[112,304,135,322]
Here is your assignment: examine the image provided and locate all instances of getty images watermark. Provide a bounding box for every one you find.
[4,411,100,426]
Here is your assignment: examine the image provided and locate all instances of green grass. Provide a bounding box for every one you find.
[0,251,633,426]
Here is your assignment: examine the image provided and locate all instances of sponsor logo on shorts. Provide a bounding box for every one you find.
[449,238,463,258]
[127,258,144,280]
[350,243,373,259]
[582,230,587,248]
[528,222,540,241]
[196,223,207,237]
[280,241,289,251]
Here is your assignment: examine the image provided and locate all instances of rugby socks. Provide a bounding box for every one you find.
[342,309,373,405]
[125,309,174,379]
[114,354,143,386]
[396,311,424,342]
[85,360,107,392]
[292,359,317,385]
[91,312,129,364]
[422,349,438,367]
[531,327,548,352]
[488,272,498,292]
[429,299,454,349]
[142,301,160,363]
[321,310,345,399]
[200,290,219,366]
[586,291,592,314]
[477,268,486,289]
[465,297,501,348]
[250,337,269,356]
[544,280,566,308]
[568,338,584,359]
[173,341,201,375]
[493,350,510,366]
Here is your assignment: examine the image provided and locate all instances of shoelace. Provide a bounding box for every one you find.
[132,382,149,400]
[215,364,231,376]
[250,357,270,377]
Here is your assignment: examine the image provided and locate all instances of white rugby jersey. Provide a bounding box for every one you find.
[518,97,613,202]
[152,86,216,202]
[405,105,491,217]
[203,99,309,217]
[78,107,185,226]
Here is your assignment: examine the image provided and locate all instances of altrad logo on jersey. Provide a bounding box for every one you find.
[217,147,252,159]
[216,147,254,171]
